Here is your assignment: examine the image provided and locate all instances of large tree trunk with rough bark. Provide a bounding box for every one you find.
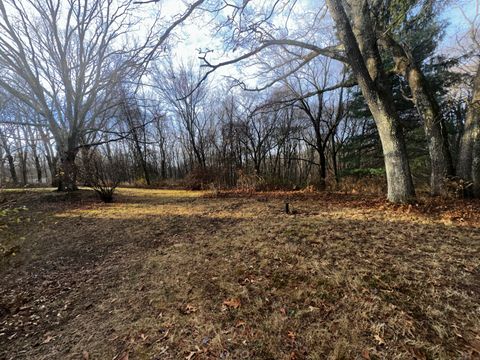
[468,64,480,197]
[458,63,480,197]
[57,148,78,191]
[327,0,415,203]
[368,97,415,202]
[473,127,480,197]
[383,35,454,195]
[407,66,454,195]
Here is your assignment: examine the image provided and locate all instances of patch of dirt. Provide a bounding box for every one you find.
[0,188,479,359]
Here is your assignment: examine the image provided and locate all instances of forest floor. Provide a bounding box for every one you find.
[0,188,479,360]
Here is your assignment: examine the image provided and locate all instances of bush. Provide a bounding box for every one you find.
[183,167,221,190]
[236,170,264,191]
[446,177,474,198]
[81,151,120,203]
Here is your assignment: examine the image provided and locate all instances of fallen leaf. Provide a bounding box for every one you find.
[183,304,197,314]
[374,334,385,345]
[82,351,90,360]
[42,335,54,344]
[287,331,296,342]
[223,298,241,309]
[361,349,370,359]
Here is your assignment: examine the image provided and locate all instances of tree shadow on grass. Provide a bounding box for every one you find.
[0,193,479,359]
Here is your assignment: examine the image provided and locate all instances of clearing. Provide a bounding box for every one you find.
[0,188,479,359]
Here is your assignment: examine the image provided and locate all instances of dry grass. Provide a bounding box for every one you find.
[0,188,479,360]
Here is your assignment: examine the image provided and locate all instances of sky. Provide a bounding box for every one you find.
[440,0,479,52]
[146,0,479,91]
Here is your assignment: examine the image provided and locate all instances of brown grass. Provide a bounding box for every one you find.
[0,188,479,359]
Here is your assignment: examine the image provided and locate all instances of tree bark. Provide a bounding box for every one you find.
[7,154,17,184]
[19,152,28,185]
[38,128,58,187]
[46,154,59,187]
[318,147,327,190]
[132,130,151,186]
[458,62,480,195]
[26,127,42,183]
[383,35,454,195]
[0,130,17,184]
[34,154,42,183]
[468,63,480,197]
[473,127,480,197]
[332,138,339,184]
[326,0,415,203]
[57,149,78,191]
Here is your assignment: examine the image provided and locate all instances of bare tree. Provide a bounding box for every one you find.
[237,96,280,176]
[0,0,148,189]
[278,58,348,188]
[0,0,205,191]
[196,0,415,202]
[153,59,210,169]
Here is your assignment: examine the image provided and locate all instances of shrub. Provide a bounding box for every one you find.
[81,151,120,203]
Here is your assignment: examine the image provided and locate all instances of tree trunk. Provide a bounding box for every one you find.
[16,133,28,185]
[473,125,480,197]
[318,147,327,190]
[458,62,480,195]
[372,103,416,202]
[7,154,17,184]
[34,155,42,183]
[38,128,58,187]
[45,154,59,187]
[332,138,339,184]
[192,142,206,170]
[31,139,43,184]
[407,64,453,195]
[25,126,42,184]
[384,35,454,195]
[19,152,28,185]
[0,130,17,185]
[0,156,5,185]
[326,0,415,203]
[130,128,151,185]
[469,64,480,197]
[80,147,93,186]
[57,149,78,191]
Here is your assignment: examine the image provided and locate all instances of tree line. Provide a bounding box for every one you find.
[0,0,478,203]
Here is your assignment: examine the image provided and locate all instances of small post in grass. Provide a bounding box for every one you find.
[285,202,290,214]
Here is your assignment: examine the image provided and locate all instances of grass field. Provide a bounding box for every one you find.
[0,188,479,359]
